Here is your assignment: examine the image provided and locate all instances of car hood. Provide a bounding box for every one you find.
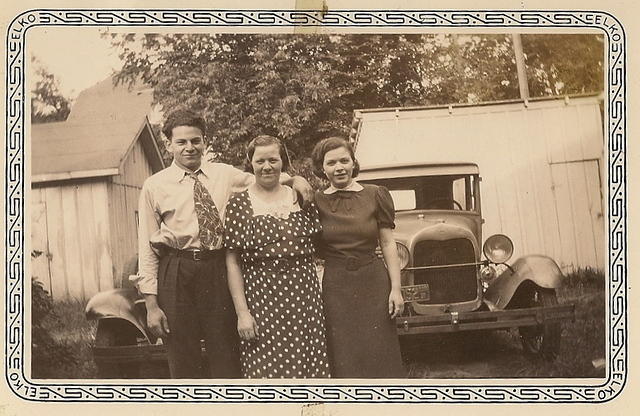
[393,210,480,251]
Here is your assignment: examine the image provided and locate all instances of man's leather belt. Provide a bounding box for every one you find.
[163,247,221,262]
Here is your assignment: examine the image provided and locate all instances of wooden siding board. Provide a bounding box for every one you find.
[107,181,123,287]
[577,103,604,161]
[547,106,571,164]
[481,114,505,241]
[119,139,154,187]
[90,181,114,293]
[517,108,545,255]
[109,139,154,286]
[469,112,500,242]
[584,160,605,268]
[551,163,583,270]
[76,183,100,298]
[493,111,525,260]
[60,185,84,300]
[538,108,564,262]
[30,198,52,294]
[567,162,599,267]
[121,185,133,283]
[530,108,552,256]
[508,109,532,256]
[43,187,68,300]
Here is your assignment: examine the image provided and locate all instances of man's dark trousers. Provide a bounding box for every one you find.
[157,249,241,378]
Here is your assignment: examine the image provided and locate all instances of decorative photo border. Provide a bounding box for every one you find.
[4,9,627,403]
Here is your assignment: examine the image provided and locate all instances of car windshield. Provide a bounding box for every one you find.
[362,175,478,212]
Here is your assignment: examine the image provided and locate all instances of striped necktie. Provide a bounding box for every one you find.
[190,171,224,250]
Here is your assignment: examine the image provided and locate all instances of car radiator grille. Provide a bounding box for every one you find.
[413,238,478,304]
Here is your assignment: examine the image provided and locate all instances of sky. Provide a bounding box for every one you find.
[27,27,122,99]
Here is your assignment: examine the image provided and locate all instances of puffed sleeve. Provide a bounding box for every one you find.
[305,202,323,236]
[223,193,247,249]
[375,185,396,229]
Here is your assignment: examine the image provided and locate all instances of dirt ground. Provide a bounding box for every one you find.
[402,330,546,378]
[401,290,605,379]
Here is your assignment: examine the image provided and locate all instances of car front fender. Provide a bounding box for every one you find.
[85,288,152,343]
[483,255,564,311]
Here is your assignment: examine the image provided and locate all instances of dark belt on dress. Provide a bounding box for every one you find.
[244,255,313,273]
[324,253,377,272]
[161,246,222,262]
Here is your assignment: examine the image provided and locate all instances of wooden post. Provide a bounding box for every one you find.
[512,33,530,99]
[301,403,325,416]
[294,0,327,34]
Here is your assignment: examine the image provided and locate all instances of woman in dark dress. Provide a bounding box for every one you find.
[311,137,405,378]
[225,135,330,378]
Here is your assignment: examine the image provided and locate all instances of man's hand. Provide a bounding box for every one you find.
[147,305,170,338]
[144,294,170,338]
[291,175,314,208]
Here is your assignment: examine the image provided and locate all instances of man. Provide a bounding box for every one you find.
[132,109,312,378]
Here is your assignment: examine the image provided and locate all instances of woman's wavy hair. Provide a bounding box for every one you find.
[311,136,360,179]
[244,135,291,173]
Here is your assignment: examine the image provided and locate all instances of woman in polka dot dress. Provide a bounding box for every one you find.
[225,135,331,378]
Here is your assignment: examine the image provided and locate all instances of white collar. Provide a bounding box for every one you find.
[324,180,364,194]
[170,160,211,182]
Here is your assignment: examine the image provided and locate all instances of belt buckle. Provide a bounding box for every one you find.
[345,256,359,271]
[192,250,202,261]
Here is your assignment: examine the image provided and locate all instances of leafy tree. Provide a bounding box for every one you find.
[522,34,604,96]
[109,34,437,165]
[30,57,72,123]
[419,34,520,104]
[108,33,603,168]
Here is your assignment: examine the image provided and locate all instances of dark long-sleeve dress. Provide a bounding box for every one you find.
[315,183,405,378]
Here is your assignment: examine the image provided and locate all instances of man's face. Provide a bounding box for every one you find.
[165,125,207,171]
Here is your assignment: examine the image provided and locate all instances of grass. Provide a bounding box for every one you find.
[36,268,605,379]
[403,267,606,378]
[38,300,98,379]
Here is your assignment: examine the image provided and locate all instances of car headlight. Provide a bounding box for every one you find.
[396,242,410,270]
[483,234,514,263]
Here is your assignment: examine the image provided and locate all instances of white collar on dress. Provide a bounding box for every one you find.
[323,180,364,194]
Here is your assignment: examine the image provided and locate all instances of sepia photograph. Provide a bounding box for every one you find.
[2,0,633,412]
[27,25,606,382]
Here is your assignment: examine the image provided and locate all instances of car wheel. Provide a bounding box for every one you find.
[94,320,141,378]
[517,286,561,360]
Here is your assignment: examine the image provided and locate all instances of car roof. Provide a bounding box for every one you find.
[358,162,479,180]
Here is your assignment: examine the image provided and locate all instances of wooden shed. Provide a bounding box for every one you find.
[352,95,604,272]
[30,77,165,301]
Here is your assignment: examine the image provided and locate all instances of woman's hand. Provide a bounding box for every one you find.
[237,310,259,341]
[388,288,404,319]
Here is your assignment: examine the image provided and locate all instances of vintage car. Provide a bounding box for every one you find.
[86,161,574,377]
[357,161,574,359]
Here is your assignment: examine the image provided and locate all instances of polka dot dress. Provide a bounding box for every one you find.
[224,189,330,378]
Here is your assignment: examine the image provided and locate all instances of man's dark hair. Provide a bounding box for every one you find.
[244,135,291,173]
[311,136,360,179]
[162,109,206,140]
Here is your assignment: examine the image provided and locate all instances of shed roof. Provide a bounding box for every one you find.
[358,162,479,181]
[31,77,163,183]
